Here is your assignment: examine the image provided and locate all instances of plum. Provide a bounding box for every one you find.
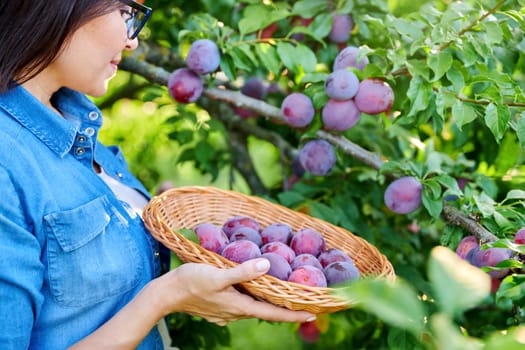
[323,261,360,286]
[290,228,326,257]
[384,176,422,214]
[288,265,327,287]
[194,223,229,254]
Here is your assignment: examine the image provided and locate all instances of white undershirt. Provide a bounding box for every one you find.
[97,167,149,217]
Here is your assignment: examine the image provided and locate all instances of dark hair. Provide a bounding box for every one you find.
[0,0,122,92]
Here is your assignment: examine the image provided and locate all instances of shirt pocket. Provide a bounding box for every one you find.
[44,195,143,307]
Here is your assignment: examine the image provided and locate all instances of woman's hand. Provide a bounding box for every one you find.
[155,258,316,326]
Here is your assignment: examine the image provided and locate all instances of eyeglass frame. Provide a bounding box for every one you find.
[118,0,152,40]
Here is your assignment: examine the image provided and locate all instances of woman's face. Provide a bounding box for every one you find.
[48,5,138,97]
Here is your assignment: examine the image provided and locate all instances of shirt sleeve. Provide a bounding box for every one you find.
[0,166,45,349]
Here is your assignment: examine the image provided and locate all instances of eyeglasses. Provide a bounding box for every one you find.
[118,0,152,40]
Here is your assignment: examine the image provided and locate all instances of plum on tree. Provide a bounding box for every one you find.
[384,176,422,214]
[324,69,360,101]
[298,139,336,176]
[167,68,203,103]
[186,38,221,75]
[514,227,525,244]
[354,78,394,115]
[333,45,369,71]
[321,98,361,131]
[456,236,479,259]
[281,92,315,128]
[328,14,354,43]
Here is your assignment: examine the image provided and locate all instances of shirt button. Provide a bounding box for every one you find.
[77,135,86,143]
[75,147,85,155]
[88,111,99,120]
[154,250,160,259]
[117,172,123,178]
[85,127,95,136]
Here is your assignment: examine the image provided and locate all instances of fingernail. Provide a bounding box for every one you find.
[306,316,317,322]
[255,259,270,272]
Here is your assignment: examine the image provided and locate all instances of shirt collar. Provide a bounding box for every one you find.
[0,84,103,158]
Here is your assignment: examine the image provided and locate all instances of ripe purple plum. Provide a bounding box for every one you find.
[384,176,422,214]
[229,226,262,247]
[221,240,261,264]
[261,223,293,245]
[167,68,203,103]
[333,46,369,71]
[186,39,221,75]
[468,246,513,278]
[514,227,525,244]
[318,248,353,268]
[354,78,394,115]
[324,69,360,100]
[328,14,354,43]
[260,241,296,264]
[321,98,361,131]
[299,139,336,176]
[291,254,323,271]
[261,252,292,280]
[222,215,262,238]
[323,261,360,286]
[288,265,327,287]
[290,228,326,257]
[456,236,479,259]
[194,223,229,254]
[281,92,315,128]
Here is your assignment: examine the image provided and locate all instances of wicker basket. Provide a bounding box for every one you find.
[142,186,395,314]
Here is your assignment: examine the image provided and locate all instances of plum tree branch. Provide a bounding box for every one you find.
[120,56,498,243]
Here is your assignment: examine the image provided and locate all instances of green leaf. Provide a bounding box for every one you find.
[292,0,328,18]
[175,228,200,244]
[219,54,236,81]
[504,189,525,201]
[484,103,510,143]
[453,101,478,130]
[428,51,453,82]
[254,43,281,76]
[430,313,484,350]
[517,113,525,148]
[483,325,525,350]
[496,275,525,302]
[428,246,491,316]
[276,42,317,74]
[406,76,433,118]
[422,190,443,218]
[484,21,504,44]
[335,277,426,336]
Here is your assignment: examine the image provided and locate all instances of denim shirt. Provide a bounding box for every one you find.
[0,85,164,349]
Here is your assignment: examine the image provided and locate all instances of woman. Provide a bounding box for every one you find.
[0,1,315,349]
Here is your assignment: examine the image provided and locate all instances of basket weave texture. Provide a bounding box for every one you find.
[143,186,395,314]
